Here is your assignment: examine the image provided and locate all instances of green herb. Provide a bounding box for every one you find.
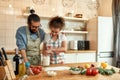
[69,67,80,71]
[80,69,86,75]
[111,68,116,73]
[97,67,115,75]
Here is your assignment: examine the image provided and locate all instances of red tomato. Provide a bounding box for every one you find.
[30,66,42,74]
[86,68,92,75]
[36,66,42,71]
[92,68,99,76]
[32,68,37,72]
[31,68,38,74]
[34,69,40,74]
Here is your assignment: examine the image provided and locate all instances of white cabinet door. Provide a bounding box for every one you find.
[77,53,96,63]
[64,53,77,63]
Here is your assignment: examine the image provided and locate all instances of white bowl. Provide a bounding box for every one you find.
[70,70,81,75]
[47,71,57,77]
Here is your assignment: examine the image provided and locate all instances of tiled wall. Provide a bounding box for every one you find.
[0,0,98,50]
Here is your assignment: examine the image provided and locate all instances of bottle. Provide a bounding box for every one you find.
[42,55,50,67]
[13,48,20,75]
[19,58,26,76]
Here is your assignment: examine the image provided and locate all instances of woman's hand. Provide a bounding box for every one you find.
[51,48,60,55]
[43,49,52,56]
[55,51,60,55]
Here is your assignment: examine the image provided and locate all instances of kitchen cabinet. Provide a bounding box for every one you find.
[77,53,96,63]
[64,52,96,63]
[7,51,96,65]
[64,54,77,63]
[97,52,113,65]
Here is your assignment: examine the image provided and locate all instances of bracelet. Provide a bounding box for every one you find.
[25,62,30,68]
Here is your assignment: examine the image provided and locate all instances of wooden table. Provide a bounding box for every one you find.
[25,62,120,80]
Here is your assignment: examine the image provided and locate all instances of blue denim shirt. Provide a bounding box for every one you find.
[16,26,45,50]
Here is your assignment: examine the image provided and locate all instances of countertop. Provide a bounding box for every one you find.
[22,62,120,80]
[6,50,96,55]
[65,50,96,53]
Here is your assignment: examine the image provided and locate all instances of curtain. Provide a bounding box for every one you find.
[112,0,120,67]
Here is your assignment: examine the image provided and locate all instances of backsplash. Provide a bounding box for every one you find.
[0,0,98,50]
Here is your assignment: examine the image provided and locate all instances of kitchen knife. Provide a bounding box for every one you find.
[0,56,5,66]
[0,51,3,58]
[1,47,8,60]
[0,51,3,66]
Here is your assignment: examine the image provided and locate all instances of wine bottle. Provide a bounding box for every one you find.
[13,48,20,75]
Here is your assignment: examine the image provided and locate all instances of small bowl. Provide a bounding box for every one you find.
[70,70,81,75]
[47,71,57,77]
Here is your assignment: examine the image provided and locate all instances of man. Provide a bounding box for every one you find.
[16,14,45,67]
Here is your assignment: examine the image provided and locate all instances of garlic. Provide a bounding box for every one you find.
[47,71,57,76]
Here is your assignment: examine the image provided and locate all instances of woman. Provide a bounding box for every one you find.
[42,16,67,64]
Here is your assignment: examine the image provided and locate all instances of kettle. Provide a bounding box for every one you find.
[69,40,78,50]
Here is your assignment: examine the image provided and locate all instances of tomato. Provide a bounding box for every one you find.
[86,68,92,75]
[92,68,99,76]
[31,67,40,74]
[36,66,42,71]
[32,68,37,72]
[34,69,40,74]
[30,66,42,74]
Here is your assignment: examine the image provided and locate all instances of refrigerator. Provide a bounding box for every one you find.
[87,16,114,65]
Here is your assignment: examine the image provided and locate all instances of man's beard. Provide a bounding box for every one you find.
[29,28,36,33]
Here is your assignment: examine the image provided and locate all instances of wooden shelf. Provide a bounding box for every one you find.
[23,13,88,21]
[41,16,88,21]
[61,30,88,34]
[64,17,88,21]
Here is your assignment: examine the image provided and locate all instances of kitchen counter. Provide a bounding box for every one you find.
[6,50,96,55]
[21,62,120,80]
[65,50,96,53]
[6,50,17,54]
